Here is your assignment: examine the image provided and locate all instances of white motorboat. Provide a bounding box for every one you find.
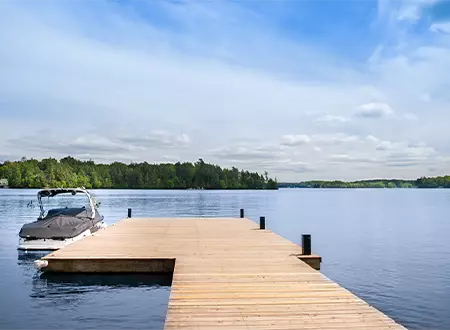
[18,188,106,251]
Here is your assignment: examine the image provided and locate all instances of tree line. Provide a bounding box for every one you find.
[0,157,278,190]
[279,177,450,189]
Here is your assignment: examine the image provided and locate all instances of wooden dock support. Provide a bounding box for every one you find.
[38,218,406,330]
[259,216,265,229]
[302,233,312,255]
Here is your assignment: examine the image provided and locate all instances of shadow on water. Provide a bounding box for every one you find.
[11,250,172,330]
[18,251,172,286]
[17,250,172,300]
[29,273,172,304]
[28,274,172,308]
[39,272,173,288]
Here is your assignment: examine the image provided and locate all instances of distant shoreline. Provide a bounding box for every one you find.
[0,187,279,191]
[279,176,450,189]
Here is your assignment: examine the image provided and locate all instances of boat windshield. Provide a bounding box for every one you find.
[38,190,95,219]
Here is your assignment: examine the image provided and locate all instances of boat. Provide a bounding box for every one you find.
[18,188,106,251]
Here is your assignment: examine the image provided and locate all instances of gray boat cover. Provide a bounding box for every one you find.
[19,207,103,239]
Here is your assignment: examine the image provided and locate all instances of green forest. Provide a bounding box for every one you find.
[279,177,450,189]
[2,157,449,189]
[0,157,277,189]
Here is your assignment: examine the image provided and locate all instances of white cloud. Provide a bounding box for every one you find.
[0,1,450,180]
[376,141,394,151]
[378,0,434,24]
[5,131,191,163]
[386,146,436,167]
[365,135,380,143]
[270,161,314,174]
[396,4,421,22]
[162,155,181,162]
[402,113,418,121]
[210,145,284,161]
[280,134,311,146]
[363,135,399,151]
[329,154,380,164]
[280,133,373,150]
[408,141,427,148]
[314,114,349,124]
[430,22,450,34]
[329,154,352,162]
[119,131,191,148]
[312,134,360,145]
[354,102,394,119]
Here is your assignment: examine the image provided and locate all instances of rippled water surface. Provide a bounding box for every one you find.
[1,188,450,329]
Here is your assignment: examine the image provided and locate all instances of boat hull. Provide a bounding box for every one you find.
[18,222,106,251]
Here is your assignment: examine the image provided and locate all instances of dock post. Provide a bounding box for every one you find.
[302,234,311,255]
[128,208,132,218]
[260,216,265,230]
[240,208,244,218]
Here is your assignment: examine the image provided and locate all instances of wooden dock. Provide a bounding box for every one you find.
[40,217,405,329]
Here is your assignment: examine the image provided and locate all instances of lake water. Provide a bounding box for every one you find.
[1,189,449,329]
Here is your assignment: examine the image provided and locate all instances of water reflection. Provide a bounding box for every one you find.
[22,272,172,329]
[38,273,172,288]
[29,273,172,311]
[17,250,50,262]
[17,252,172,299]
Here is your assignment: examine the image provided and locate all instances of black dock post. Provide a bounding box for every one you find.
[302,234,311,255]
[260,216,266,230]
[128,208,132,218]
[240,208,244,218]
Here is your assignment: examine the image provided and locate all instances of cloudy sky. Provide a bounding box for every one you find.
[1,0,450,181]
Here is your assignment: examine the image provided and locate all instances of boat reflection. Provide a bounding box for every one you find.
[17,250,50,262]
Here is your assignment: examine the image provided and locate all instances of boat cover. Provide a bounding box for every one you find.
[19,207,103,239]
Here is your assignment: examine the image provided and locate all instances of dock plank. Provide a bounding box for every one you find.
[41,218,405,329]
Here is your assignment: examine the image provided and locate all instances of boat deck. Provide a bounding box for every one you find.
[40,217,405,329]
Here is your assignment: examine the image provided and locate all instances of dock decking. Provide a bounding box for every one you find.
[40,218,405,329]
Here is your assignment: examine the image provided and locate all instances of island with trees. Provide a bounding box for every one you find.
[279,177,450,189]
[0,157,277,190]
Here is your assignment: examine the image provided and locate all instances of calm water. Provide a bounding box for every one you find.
[1,189,450,329]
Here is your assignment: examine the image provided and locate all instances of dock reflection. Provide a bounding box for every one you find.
[39,272,172,287]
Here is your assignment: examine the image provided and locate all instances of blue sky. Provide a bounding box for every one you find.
[1,0,450,180]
